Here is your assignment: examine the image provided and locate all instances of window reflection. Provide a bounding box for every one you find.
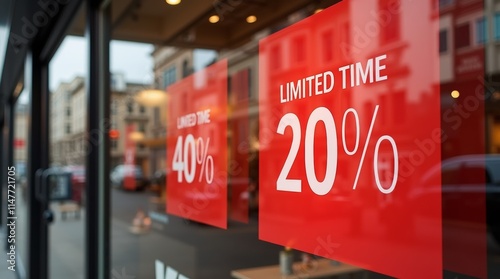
[98,1,500,278]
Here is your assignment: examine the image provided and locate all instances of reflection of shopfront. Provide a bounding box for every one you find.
[438,1,489,277]
[1,1,499,279]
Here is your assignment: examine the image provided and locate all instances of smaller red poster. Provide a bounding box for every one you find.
[124,124,136,190]
[166,60,228,229]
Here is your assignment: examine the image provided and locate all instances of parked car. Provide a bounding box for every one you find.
[409,154,500,243]
[110,164,149,191]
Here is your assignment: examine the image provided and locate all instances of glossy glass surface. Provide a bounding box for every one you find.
[107,0,500,278]
[166,60,228,228]
[259,1,442,278]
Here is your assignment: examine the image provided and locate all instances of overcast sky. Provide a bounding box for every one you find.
[49,36,154,91]
[18,35,215,103]
[17,36,153,103]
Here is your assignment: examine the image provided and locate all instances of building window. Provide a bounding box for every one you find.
[111,101,117,115]
[292,35,306,62]
[111,140,118,149]
[271,45,281,70]
[66,107,71,117]
[322,30,334,62]
[439,0,455,9]
[495,13,500,40]
[182,59,190,78]
[379,0,400,44]
[455,23,470,49]
[65,124,71,134]
[154,107,160,126]
[162,66,177,89]
[127,100,134,113]
[139,123,146,133]
[139,105,145,114]
[439,29,448,53]
[476,17,487,44]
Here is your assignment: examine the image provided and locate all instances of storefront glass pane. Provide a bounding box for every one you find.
[14,90,29,278]
[48,36,87,279]
[107,0,500,278]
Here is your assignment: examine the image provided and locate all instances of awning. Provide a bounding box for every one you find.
[0,0,339,106]
[68,0,339,48]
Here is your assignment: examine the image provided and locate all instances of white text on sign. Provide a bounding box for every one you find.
[338,54,387,89]
[177,109,211,129]
[276,53,398,195]
[279,54,387,104]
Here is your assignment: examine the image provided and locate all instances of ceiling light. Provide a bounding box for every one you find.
[314,8,324,14]
[246,15,257,23]
[135,89,168,107]
[129,131,145,142]
[165,0,181,5]
[451,90,460,99]
[209,15,220,23]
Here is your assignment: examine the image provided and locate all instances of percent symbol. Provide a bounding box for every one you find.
[172,135,215,184]
[341,105,399,194]
[196,138,214,183]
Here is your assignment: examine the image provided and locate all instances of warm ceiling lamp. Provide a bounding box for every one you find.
[135,89,168,107]
[209,15,220,23]
[314,8,324,14]
[246,15,257,23]
[165,0,181,5]
[129,131,145,142]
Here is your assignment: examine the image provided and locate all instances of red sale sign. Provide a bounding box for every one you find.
[259,1,442,278]
[166,60,228,229]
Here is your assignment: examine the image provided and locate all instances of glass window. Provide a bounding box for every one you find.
[111,100,117,115]
[182,59,190,78]
[127,100,133,113]
[379,0,400,44]
[495,13,500,40]
[154,107,160,126]
[476,17,487,44]
[162,66,177,89]
[439,0,455,8]
[439,29,448,53]
[19,1,500,279]
[455,23,471,48]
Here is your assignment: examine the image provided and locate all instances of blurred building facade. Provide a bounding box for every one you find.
[49,74,154,175]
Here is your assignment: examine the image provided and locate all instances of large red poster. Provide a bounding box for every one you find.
[166,60,228,229]
[259,1,442,278]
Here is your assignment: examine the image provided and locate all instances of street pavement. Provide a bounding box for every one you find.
[3,187,500,279]
[46,188,282,279]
